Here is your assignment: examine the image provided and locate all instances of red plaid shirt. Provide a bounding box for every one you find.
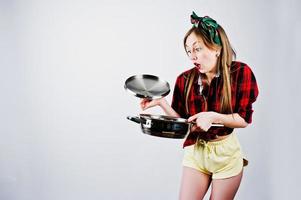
[171,61,259,147]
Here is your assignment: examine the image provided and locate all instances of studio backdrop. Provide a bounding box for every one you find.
[0,0,300,199]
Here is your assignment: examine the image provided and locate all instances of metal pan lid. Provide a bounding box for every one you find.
[124,74,170,99]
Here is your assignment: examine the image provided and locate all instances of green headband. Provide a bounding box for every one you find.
[190,11,222,46]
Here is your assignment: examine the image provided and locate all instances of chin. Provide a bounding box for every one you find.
[198,69,207,74]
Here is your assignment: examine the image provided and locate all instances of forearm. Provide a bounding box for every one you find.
[212,112,248,128]
[159,98,180,118]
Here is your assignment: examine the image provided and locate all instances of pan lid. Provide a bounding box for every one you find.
[124,74,170,99]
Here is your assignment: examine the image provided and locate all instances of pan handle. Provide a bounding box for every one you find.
[127,116,151,128]
[189,121,224,127]
[211,123,224,127]
[127,116,142,124]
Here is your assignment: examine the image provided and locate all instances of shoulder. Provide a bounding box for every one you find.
[230,61,255,77]
[176,67,196,82]
[178,67,196,78]
[231,61,251,72]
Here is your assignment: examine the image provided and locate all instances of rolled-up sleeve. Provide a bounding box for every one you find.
[236,65,259,123]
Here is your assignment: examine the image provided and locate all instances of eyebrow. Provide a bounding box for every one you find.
[185,41,202,48]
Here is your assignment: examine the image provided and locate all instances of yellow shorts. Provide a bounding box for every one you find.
[182,132,245,179]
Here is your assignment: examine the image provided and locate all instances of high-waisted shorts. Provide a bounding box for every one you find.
[182,132,246,179]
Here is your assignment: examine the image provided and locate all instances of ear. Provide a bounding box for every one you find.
[215,47,222,57]
[215,51,220,57]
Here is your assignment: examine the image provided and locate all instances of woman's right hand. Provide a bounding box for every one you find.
[140,98,164,110]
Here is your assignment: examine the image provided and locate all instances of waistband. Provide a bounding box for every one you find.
[196,132,235,146]
[195,131,231,142]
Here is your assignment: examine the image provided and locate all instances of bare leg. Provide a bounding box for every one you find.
[209,170,243,200]
[179,166,212,200]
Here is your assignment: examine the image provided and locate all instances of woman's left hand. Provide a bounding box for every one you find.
[188,112,218,132]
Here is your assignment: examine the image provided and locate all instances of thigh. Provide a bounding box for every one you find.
[210,170,243,200]
[179,166,211,200]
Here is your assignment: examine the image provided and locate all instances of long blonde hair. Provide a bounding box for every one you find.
[183,26,236,114]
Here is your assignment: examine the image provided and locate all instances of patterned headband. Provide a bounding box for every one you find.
[190,11,222,46]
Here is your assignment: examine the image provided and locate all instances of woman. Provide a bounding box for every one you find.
[140,12,259,200]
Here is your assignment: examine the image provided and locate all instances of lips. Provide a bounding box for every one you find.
[194,63,201,70]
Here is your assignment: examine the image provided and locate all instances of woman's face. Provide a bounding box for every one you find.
[185,32,219,74]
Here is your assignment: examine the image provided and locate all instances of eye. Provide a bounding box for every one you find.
[195,47,202,52]
[186,50,192,55]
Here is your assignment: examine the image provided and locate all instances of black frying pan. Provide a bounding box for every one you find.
[127,114,223,139]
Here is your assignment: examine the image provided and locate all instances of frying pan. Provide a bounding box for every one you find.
[127,114,223,139]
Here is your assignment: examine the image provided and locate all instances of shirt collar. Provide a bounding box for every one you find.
[193,67,220,84]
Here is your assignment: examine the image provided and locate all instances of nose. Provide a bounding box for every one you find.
[189,51,197,61]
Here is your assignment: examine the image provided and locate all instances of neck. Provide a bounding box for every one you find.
[205,72,215,82]
[205,68,219,83]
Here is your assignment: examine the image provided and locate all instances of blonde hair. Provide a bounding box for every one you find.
[183,26,236,114]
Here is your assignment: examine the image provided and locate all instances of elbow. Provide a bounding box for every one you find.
[235,114,249,128]
[240,120,248,128]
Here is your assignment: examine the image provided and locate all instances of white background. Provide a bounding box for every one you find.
[1,0,300,199]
